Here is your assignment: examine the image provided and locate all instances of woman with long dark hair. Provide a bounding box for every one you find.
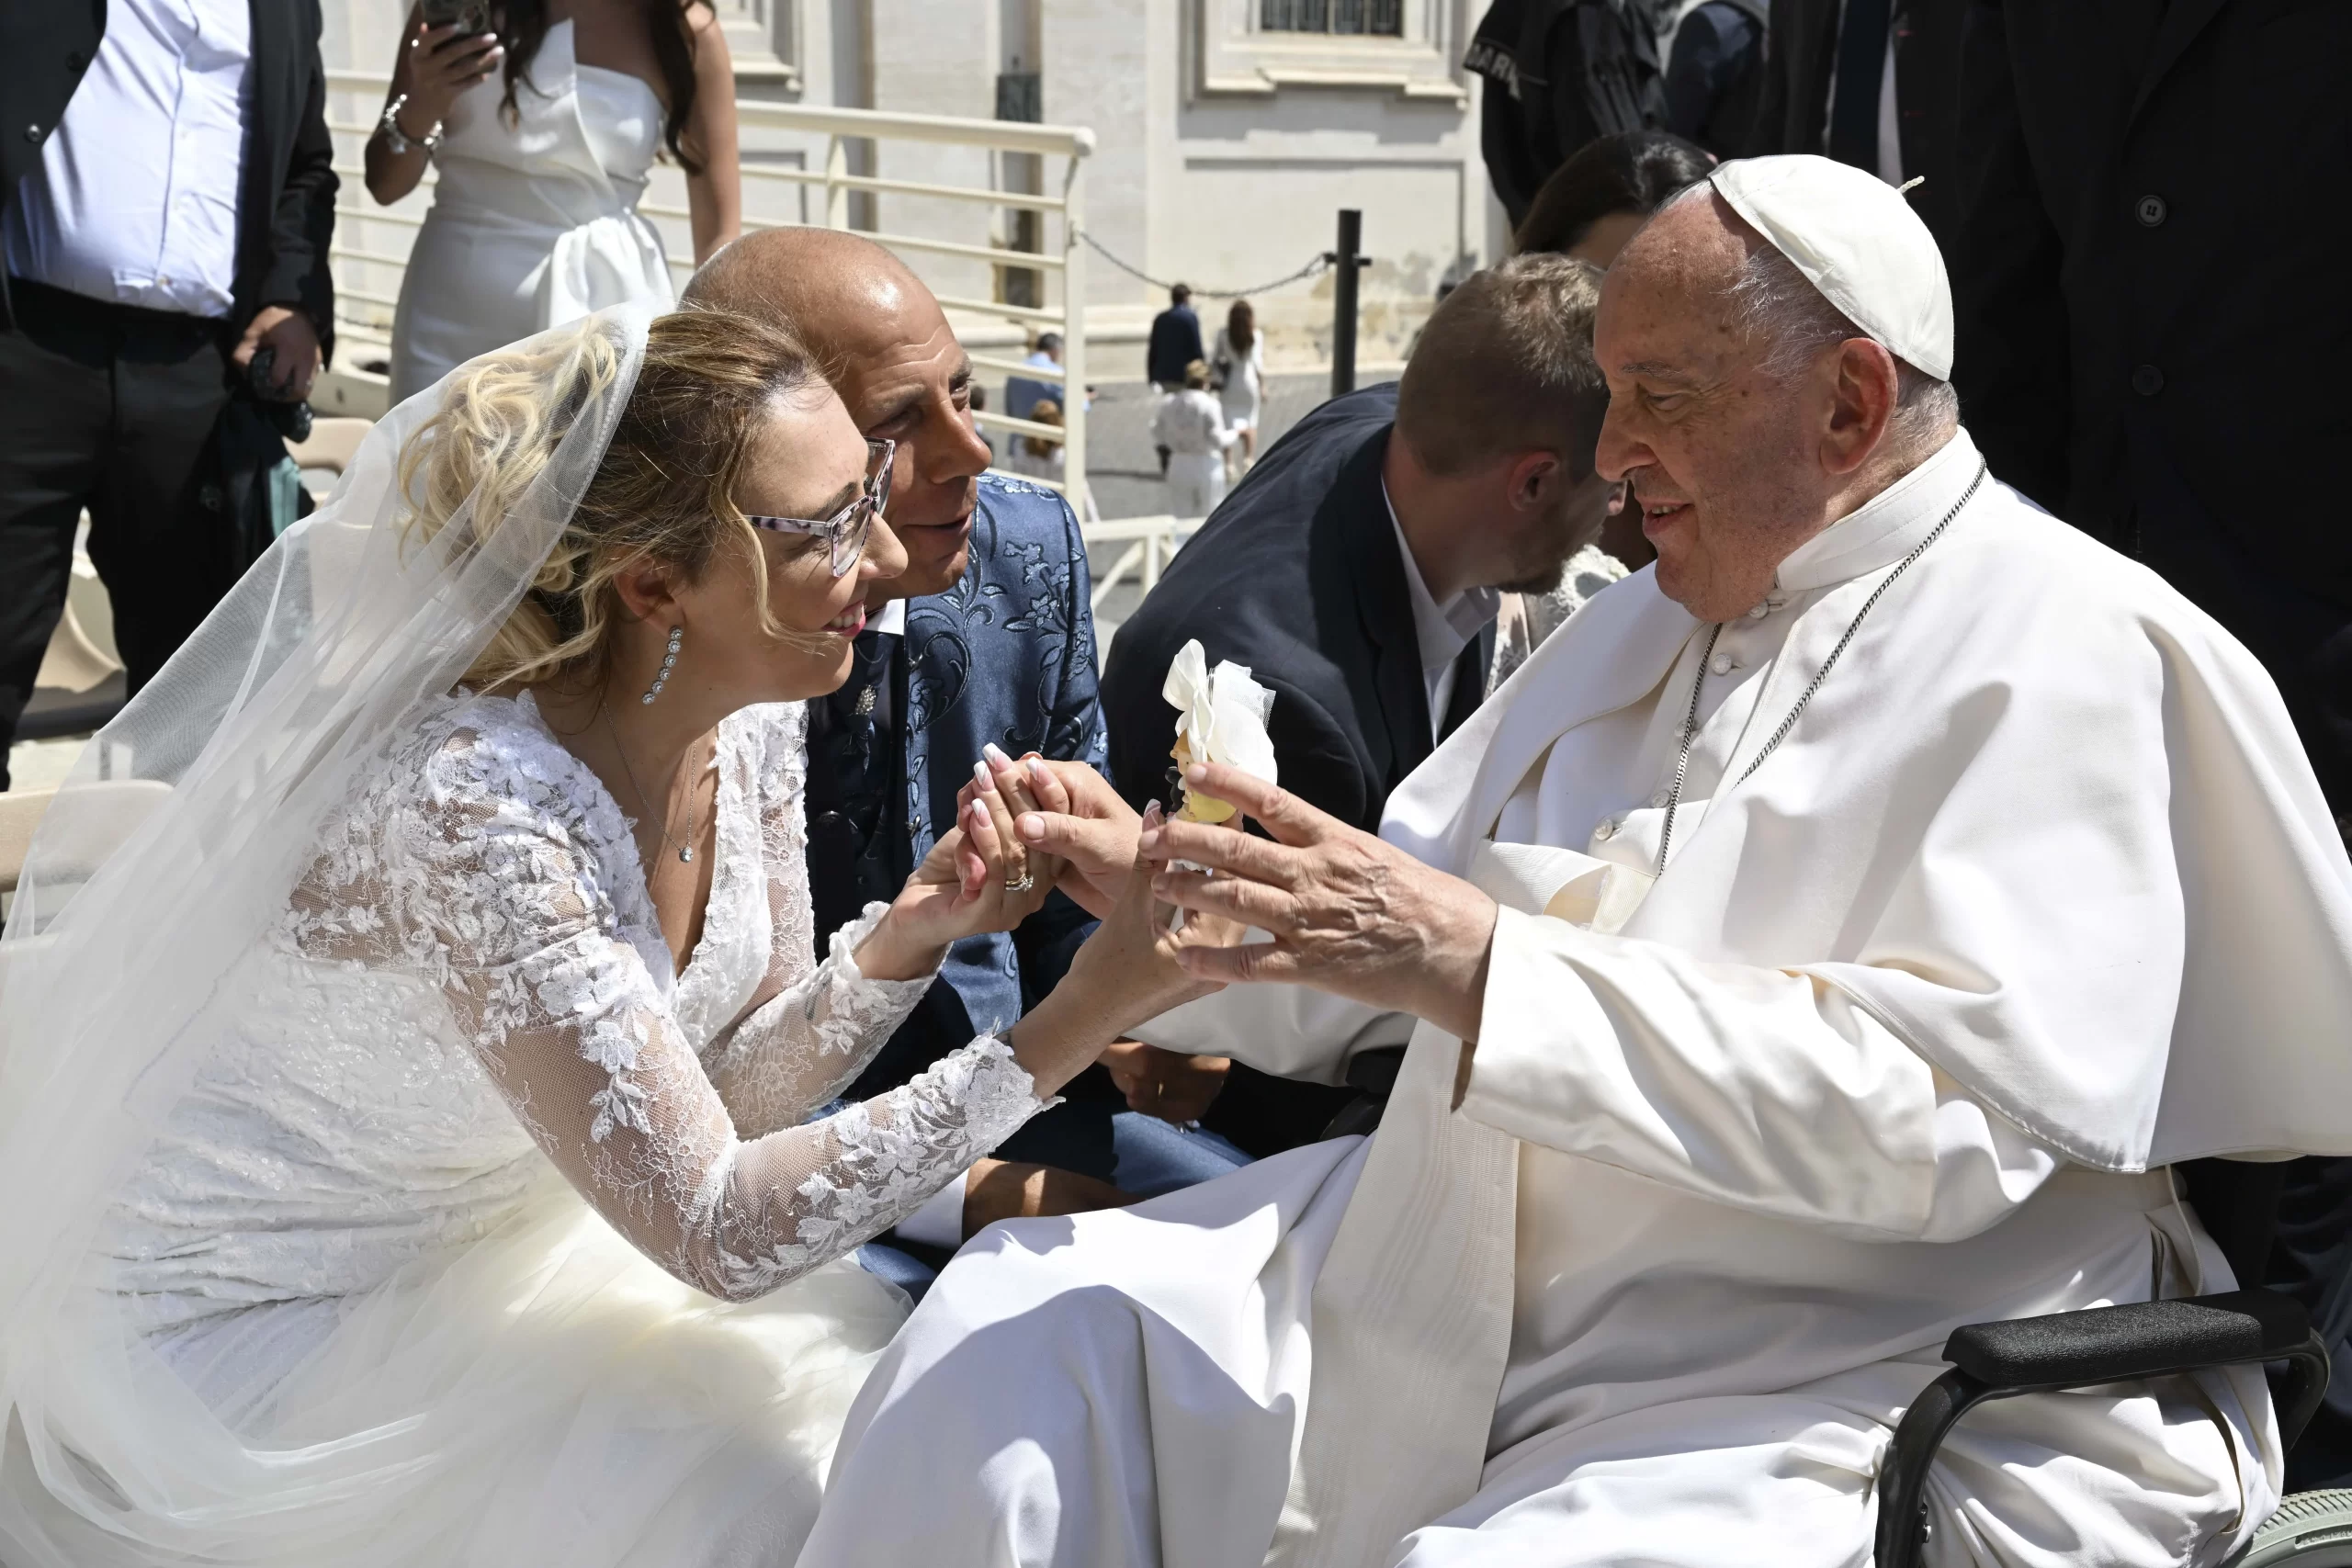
[366,0,743,400]
[1210,299,1266,475]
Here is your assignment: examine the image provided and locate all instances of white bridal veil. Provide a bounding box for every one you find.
[0,306,894,1565]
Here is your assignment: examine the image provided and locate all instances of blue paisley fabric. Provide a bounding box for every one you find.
[894,473,1109,1060]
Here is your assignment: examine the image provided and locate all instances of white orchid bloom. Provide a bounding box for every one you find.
[1162,638,1278,823]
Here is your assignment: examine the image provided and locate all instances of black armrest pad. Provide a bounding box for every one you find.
[1344,1046,1407,1097]
[1944,1290,2312,1390]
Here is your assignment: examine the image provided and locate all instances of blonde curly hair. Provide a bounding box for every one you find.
[399,308,831,695]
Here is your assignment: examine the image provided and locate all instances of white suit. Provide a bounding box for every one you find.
[803,433,2352,1568]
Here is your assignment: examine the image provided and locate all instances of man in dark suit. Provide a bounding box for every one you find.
[1951,0,2352,1486]
[1147,286,1204,479]
[689,231,1240,1282]
[0,0,335,788]
[1745,0,1965,254]
[1146,285,1204,391]
[1465,0,1669,230]
[1097,254,1618,1156]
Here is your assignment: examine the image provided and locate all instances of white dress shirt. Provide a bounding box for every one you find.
[1383,481,1501,740]
[4,0,254,319]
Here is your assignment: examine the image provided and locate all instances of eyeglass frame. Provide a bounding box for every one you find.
[742,437,896,577]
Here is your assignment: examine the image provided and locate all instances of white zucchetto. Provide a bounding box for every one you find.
[1707,154,1955,380]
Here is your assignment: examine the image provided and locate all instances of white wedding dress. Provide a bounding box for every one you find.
[17,689,1044,1565]
[390,19,674,402]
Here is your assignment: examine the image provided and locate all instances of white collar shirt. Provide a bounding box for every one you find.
[3,0,254,319]
[1383,480,1501,741]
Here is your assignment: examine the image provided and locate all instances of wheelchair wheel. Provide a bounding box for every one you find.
[2234,1489,2352,1565]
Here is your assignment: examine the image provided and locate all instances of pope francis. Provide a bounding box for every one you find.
[799,157,2352,1568]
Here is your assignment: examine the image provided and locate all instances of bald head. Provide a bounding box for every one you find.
[1591,190,1951,622]
[687,228,925,357]
[685,229,991,603]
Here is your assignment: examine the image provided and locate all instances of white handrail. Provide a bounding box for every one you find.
[1084,515,1195,612]
[322,67,1093,513]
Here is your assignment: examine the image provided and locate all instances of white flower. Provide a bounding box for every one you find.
[1162,638,1278,823]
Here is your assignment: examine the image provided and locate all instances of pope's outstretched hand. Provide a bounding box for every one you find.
[1145,761,1498,1044]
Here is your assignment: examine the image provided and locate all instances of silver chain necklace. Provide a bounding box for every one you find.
[1655,461,1988,874]
[602,702,701,865]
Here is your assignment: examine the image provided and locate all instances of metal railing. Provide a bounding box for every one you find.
[1086,515,1194,615]
[322,72,1097,512]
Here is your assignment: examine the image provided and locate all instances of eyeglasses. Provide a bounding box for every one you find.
[744,437,896,577]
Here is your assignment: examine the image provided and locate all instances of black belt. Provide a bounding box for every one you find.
[5,274,228,352]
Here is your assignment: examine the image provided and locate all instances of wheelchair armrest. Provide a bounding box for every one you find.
[1875,1292,2329,1568]
[1343,1046,1406,1097]
[1946,1289,2313,1389]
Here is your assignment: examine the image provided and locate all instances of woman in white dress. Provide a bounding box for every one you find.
[1210,299,1265,478]
[368,1,742,400]
[0,307,1200,1567]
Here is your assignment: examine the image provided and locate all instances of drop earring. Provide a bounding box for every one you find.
[642,626,681,705]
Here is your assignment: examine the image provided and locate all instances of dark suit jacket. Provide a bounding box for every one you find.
[1747,0,1965,254]
[1468,0,1669,229]
[1951,0,2352,807]
[832,474,1120,1179]
[1953,2,2352,1489]
[1100,385,1493,1157]
[1,0,337,345]
[1102,383,1490,837]
[1146,305,1204,388]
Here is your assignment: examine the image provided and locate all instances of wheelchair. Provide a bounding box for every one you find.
[1879,1158,2352,1567]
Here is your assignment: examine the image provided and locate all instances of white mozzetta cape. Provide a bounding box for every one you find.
[1140,432,2352,1567]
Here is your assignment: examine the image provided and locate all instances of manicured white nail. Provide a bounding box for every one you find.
[983,742,1012,769]
[973,760,992,786]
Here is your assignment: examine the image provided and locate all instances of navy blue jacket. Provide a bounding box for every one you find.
[833,474,1117,1175]
[1146,305,1204,388]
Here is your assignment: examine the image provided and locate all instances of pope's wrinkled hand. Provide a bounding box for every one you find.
[1144,762,1498,1043]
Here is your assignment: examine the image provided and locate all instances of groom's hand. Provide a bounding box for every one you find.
[1099,1040,1231,1123]
[1143,763,1497,1043]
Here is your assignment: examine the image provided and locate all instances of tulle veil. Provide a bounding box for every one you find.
[0,303,895,1564]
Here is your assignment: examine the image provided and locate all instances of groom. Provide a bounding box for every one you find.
[684,233,1241,1271]
[800,158,2352,1567]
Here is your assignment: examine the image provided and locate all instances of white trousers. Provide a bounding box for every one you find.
[1167,451,1227,521]
[806,1139,2264,1568]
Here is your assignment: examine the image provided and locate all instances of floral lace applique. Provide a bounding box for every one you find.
[274,693,1046,1302]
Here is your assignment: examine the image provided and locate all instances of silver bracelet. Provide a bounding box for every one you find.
[378,93,443,156]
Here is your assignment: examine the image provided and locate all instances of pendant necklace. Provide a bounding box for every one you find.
[1654,460,1988,875]
[602,701,701,864]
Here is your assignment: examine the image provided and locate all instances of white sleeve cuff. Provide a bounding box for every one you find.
[894,1167,969,1249]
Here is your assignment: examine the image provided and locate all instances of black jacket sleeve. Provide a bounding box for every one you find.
[254,8,338,354]
[1950,0,2069,513]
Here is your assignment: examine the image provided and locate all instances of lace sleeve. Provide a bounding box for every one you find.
[411,727,1045,1301]
[700,900,934,1138]
[690,704,937,1138]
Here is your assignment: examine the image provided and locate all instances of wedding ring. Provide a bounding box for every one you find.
[1003,872,1035,895]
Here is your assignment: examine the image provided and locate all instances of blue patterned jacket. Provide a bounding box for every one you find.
[841,474,1114,1168]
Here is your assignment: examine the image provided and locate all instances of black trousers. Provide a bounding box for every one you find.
[0,278,240,788]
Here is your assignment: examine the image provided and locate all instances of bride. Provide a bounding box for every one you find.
[0,305,1202,1566]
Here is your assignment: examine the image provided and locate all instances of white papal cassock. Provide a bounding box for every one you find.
[802,431,2352,1568]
